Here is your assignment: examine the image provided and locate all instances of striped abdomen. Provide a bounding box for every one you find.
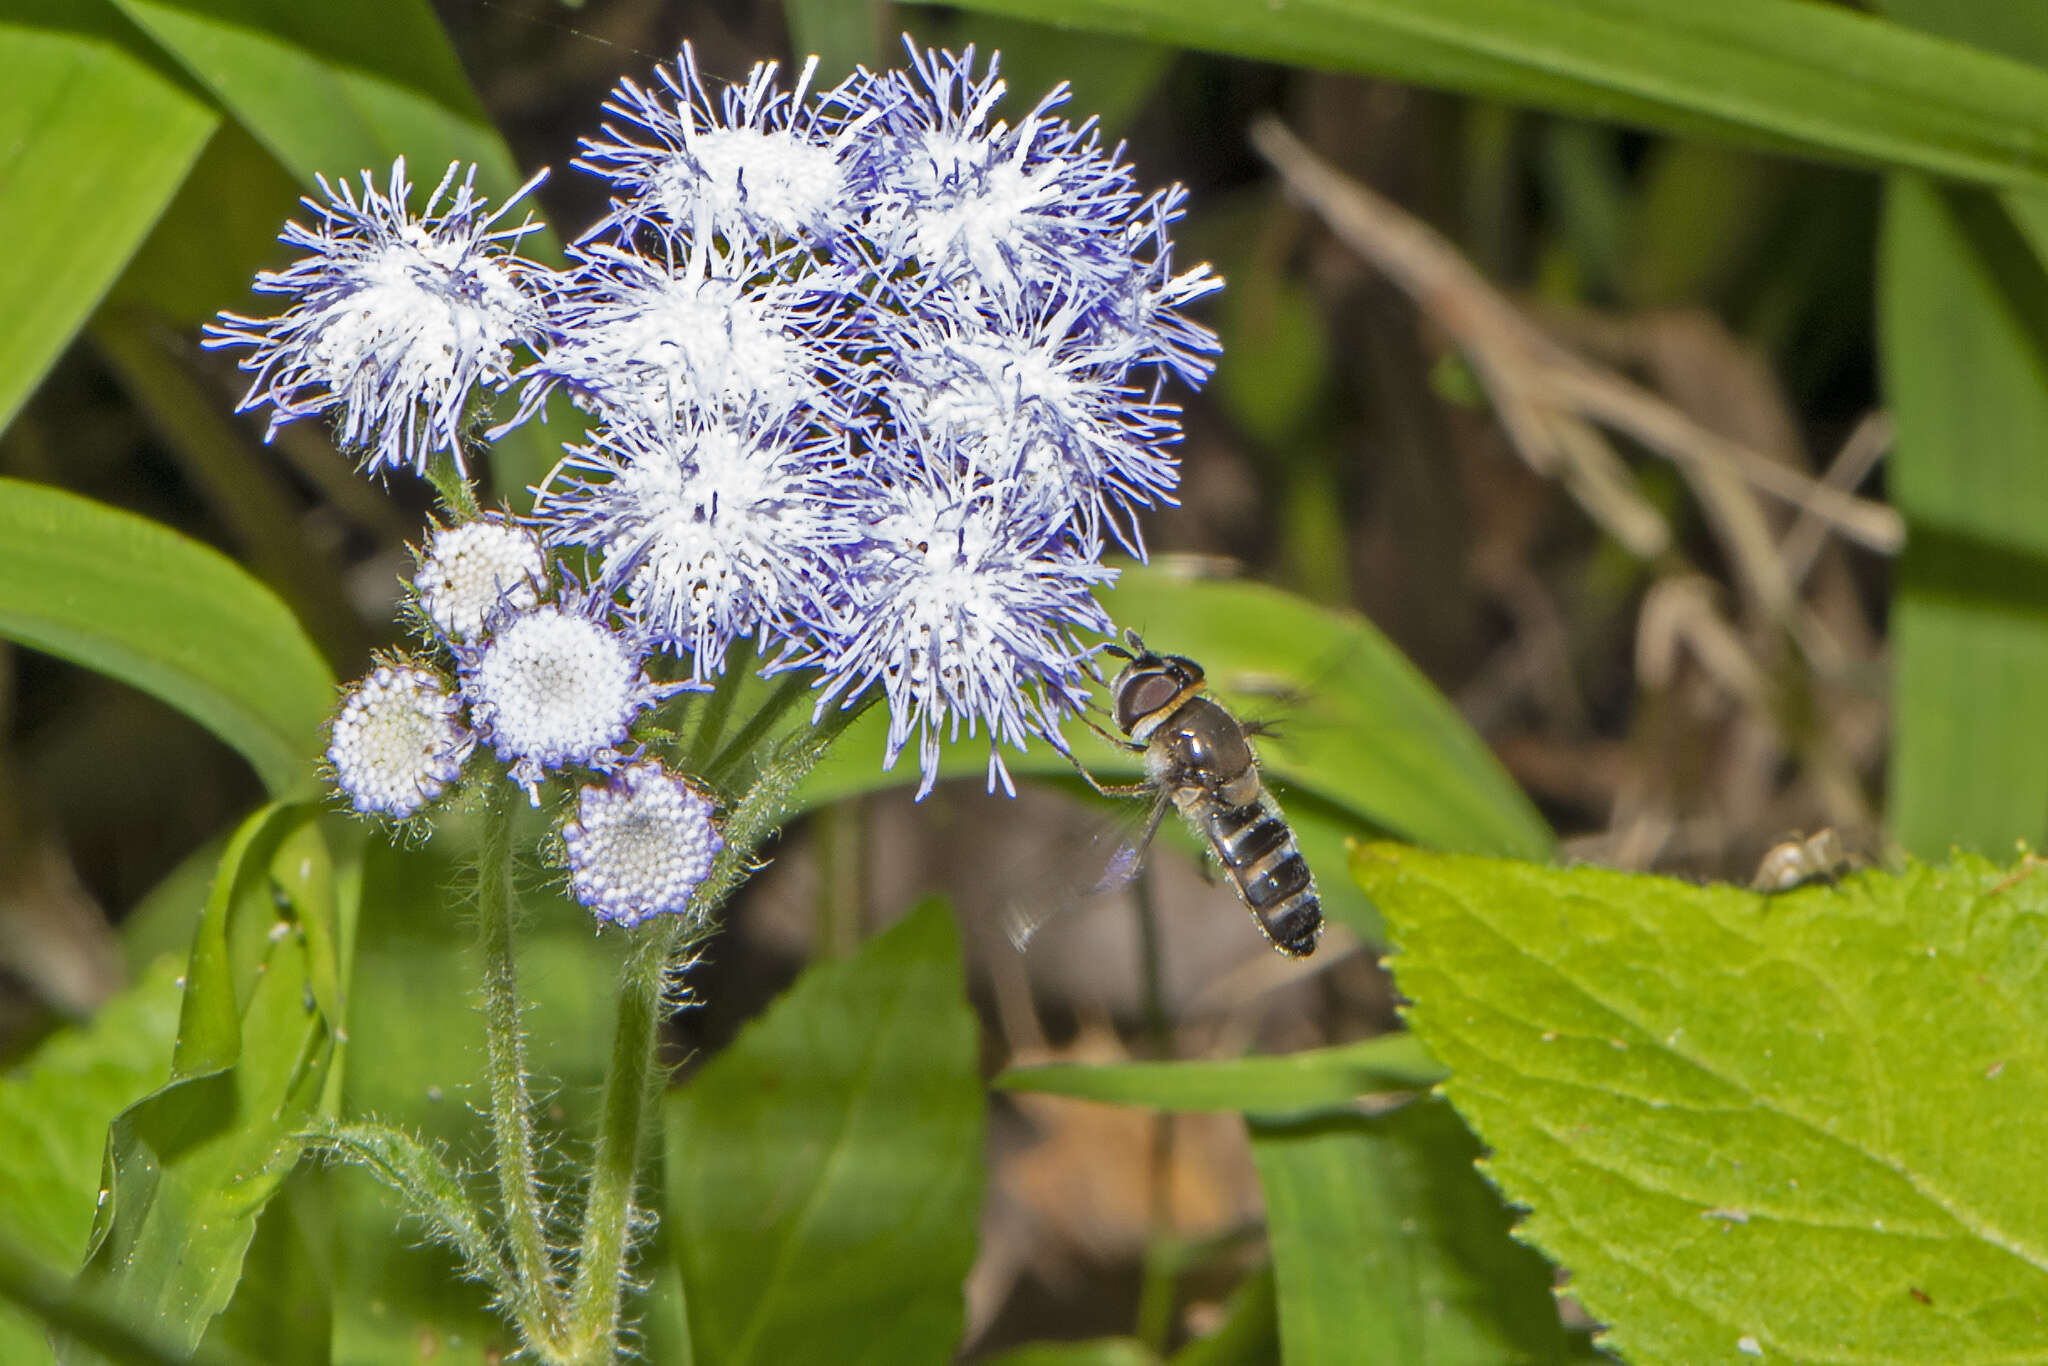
[1183,787,1323,958]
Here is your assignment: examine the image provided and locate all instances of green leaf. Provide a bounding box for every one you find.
[62,804,343,1364]
[665,898,985,1366]
[1169,1264,1276,1366]
[0,1235,223,1366]
[0,4,218,433]
[906,0,2048,190]
[1878,177,2048,856]
[329,820,624,1366]
[1354,841,2048,1366]
[998,1033,1444,1115]
[909,10,1176,135]
[785,0,884,83]
[0,961,183,1269]
[1249,1098,1571,1366]
[0,479,334,796]
[198,1172,331,1366]
[0,961,183,1366]
[981,1340,1161,1366]
[106,0,521,198]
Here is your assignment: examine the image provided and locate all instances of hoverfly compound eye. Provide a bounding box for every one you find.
[1117,673,1184,734]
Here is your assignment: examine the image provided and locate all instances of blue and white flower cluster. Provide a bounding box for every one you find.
[324,517,720,925]
[218,38,1220,821]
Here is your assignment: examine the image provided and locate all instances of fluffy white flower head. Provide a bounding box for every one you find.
[660,124,843,238]
[817,475,1113,799]
[529,238,823,422]
[415,517,546,642]
[578,49,879,242]
[327,665,473,818]
[534,413,846,677]
[462,605,656,798]
[206,159,549,478]
[563,761,724,927]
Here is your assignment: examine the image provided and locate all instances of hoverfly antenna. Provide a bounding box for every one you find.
[1122,628,1147,655]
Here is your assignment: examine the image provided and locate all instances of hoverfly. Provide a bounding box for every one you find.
[1749,828,1852,893]
[1055,630,1324,958]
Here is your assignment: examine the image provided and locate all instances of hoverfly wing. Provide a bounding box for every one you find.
[1085,796,1170,896]
[1001,792,1171,952]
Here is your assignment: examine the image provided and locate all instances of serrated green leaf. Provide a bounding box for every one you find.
[1250,1097,1572,1366]
[1354,841,2048,1366]
[330,821,623,1366]
[0,480,334,796]
[665,898,984,1366]
[998,1033,1443,1115]
[906,0,2048,189]
[0,4,218,433]
[61,805,342,1365]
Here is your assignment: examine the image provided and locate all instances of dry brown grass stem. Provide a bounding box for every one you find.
[1247,116,1904,606]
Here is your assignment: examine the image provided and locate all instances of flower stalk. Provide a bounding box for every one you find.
[474,782,567,1348]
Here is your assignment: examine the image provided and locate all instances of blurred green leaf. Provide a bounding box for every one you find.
[786,0,883,84]
[110,118,301,326]
[665,898,984,1366]
[1170,1264,1276,1366]
[982,1340,1161,1366]
[1878,177,2048,855]
[63,805,343,1364]
[0,479,334,797]
[1355,841,2048,1365]
[106,0,521,199]
[0,961,182,1366]
[330,821,623,1366]
[0,1234,229,1366]
[1624,141,1787,310]
[1215,242,1331,448]
[0,4,217,433]
[1249,1097,1571,1366]
[198,1173,330,1366]
[909,0,2048,189]
[998,1033,1443,1115]
[908,10,1175,135]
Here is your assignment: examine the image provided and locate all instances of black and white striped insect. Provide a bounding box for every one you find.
[1068,631,1324,958]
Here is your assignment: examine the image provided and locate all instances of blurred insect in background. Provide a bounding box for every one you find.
[1012,630,1325,958]
[1750,828,1852,892]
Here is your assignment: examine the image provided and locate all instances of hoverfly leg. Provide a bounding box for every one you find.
[1082,712,1147,753]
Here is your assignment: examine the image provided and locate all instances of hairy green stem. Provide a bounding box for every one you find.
[426,447,481,520]
[476,787,566,1347]
[561,688,876,1362]
[563,920,682,1363]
